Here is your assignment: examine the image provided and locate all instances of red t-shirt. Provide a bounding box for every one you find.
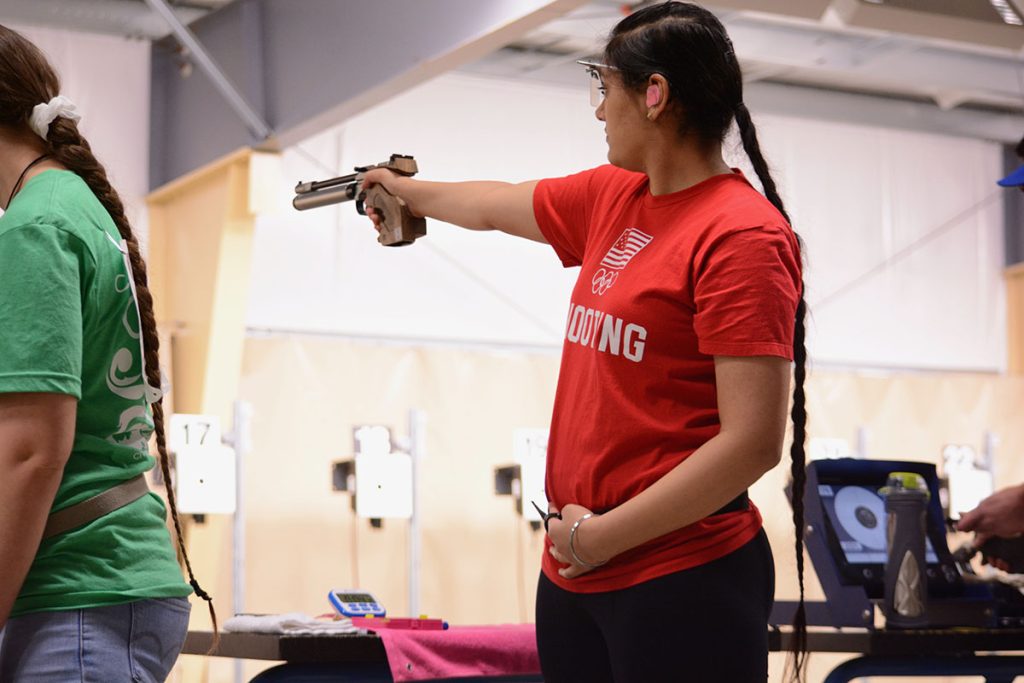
[533,164,802,593]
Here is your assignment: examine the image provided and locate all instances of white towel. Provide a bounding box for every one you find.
[223,612,362,635]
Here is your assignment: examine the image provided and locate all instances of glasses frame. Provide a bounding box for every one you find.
[576,58,619,107]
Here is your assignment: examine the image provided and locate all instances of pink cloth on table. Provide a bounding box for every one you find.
[375,623,540,682]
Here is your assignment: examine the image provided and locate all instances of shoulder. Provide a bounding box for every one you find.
[700,175,793,241]
[590,164,646,194]
[685,178,801,277]
[540,164,646,195]
[0,171,111,259]
[0,222,98,276]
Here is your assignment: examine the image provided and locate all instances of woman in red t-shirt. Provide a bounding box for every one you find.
[365,3,809,681]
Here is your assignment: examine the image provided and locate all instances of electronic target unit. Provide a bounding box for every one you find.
[770,458,1024,630]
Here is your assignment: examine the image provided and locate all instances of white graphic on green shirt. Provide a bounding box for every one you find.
[108,404,153,453]
[105,263,153,450]
[116,273,141,341]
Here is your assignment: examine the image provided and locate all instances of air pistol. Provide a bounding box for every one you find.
[293,153,426,247]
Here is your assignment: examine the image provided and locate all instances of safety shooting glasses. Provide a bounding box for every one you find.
[576,58,619,107]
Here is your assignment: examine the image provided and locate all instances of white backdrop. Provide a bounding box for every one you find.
[5,24,151,234]
[737,114,1005,371]
[249,71,1006,371]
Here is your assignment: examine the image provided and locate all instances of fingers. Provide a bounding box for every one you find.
[558,564,591,579]
[361,168,391,191]
[366,207,383,232]
[957,510,979,532]
[548,544,570,565]
[548,545,591,580]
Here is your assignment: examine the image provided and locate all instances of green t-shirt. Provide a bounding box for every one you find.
[0,170,191,616]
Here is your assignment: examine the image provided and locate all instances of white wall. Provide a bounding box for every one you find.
[249,73,603,348]
[250,71,1006,371]
[733,114,1005,371]
[3,24,150,235]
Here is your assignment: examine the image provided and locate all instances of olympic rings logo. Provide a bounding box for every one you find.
[591,268,618,295]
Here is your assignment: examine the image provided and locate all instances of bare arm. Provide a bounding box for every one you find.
[0,393,77,628]
[547,356,791,577]
[362,169,545,243]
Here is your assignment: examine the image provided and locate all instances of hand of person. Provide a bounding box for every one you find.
[361,168,418,233]
[957,484,1024,548]
[978,537,1022,573]
[545,503,608,580]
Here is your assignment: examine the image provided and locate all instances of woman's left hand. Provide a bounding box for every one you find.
[546,503,607,579]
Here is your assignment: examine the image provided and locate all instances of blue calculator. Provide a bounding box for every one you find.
[328,589,387,618]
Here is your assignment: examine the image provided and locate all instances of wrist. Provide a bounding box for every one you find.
[393,175,424,215]
[1014,484,1024,510]
[579,513,615,564]
[387,174,413,198]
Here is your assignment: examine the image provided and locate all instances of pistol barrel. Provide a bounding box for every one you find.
[292,183,359,211]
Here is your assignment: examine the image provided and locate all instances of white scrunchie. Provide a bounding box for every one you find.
[29,95,81,140]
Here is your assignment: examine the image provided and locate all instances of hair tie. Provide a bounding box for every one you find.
[29,95,81,140]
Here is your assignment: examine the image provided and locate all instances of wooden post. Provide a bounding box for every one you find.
[1007,262,1024,374]
[147,147,281,683]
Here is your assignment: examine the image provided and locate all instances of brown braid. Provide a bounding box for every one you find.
[0,24,218,650]
[47,117,219,649]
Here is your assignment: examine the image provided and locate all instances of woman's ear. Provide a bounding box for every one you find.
[645,73,670,121]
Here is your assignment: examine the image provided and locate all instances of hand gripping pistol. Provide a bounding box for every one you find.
[293,154,426,247]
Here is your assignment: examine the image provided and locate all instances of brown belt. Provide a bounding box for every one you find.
[41,475,150,541]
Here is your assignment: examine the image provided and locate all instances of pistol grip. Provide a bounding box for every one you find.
[363,184,426,247]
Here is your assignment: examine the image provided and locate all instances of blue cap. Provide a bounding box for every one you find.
[998,163,1024,187]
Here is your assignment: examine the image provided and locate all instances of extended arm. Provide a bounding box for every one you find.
[548,355,791,577]
[0,392,76,628]
[361,169,545,243]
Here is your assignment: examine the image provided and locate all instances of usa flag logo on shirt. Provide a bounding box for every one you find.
[591,228,654,295]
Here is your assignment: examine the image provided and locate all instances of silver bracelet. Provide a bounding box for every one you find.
[569,513,608,569]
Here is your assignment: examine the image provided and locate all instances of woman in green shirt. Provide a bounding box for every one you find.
[0,25,213,681]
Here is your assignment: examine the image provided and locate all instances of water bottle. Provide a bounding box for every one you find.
[879,472,929,629]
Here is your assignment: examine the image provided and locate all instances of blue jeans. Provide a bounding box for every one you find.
[0,597,190,682]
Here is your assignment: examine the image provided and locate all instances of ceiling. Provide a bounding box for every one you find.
[1,0,1022,114]
[0,0,230,40]
[463,0,1024,115]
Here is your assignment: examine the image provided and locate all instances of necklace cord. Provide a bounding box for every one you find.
[5,154,51,209]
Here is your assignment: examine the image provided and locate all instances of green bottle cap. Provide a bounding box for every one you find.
[879,471,930,500]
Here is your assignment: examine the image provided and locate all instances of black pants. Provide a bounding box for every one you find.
[535,530,774,683]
